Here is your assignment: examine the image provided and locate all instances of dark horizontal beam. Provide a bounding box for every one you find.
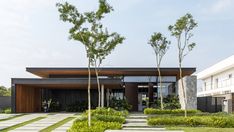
[12,78,122,85]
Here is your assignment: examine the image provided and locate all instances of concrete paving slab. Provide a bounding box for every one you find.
[10,114,74,132]
[52,117,77,132]
[122,123,148,127]
[0,114,19,120]
[123,127,166,130]
[105,130,184,132]
[0,114,47,130]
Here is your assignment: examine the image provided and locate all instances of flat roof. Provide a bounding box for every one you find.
[197,55,234,79]
[26,67,196,78]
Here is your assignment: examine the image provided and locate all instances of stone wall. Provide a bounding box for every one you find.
[178,76,197,110]
[0,96,11,109]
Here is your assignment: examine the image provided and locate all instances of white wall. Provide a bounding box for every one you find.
[199,67,234,96]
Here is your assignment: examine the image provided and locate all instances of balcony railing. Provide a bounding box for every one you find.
[203,77,234,91]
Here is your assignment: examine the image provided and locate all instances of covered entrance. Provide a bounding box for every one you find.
[12,78,122,113]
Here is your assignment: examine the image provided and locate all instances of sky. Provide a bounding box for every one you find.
[0,0,234,87]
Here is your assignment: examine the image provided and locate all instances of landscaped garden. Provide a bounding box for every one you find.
[68,107,128,132]
[144,108,234,132]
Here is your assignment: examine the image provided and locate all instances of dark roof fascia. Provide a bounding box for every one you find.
[26,67,196,71]
[12,78,122,85]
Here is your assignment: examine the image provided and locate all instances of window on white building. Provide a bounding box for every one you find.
[229,74,232,79]
[204,82,206,91]
[215,78,219,88]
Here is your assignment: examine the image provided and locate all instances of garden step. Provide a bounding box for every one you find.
[127,115,147,119]
[123,127,166,130]
[126,119,146,123]
[105,130,183,132]
[122,123,148,127]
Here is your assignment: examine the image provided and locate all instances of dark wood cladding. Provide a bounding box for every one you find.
[125,83,138,111]
[16,85,41,113]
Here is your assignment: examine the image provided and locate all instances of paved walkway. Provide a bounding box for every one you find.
[106,113,183,132]
[0,114,46,130]
[0,114,19,120]
[52,117,78,132]
[10,113,75,132]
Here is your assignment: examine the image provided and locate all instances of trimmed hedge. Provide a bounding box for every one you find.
[70,108,127,132]
[144,108,200,115]
[68,120,122,132]
[87,107,128,117]
[148,116,234,128]
[93,114,125,124]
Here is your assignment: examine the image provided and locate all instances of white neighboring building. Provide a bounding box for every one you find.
[197,55,234,113]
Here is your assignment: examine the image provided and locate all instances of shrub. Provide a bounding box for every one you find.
[152,95,181,109]
[68,120,122,132]
[93,114,125,124]
[66,101,88,112]
[144,108,200,115]
[86,107,128,117]
[71,107,127,131]
[148,116,234,128]
[0,107,11,114]
[109,97,132,111]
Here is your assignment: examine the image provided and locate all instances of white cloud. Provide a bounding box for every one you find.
[208,0,233,13]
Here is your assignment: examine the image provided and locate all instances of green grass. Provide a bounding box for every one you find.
[0,114,25,122]
[0,116,46,132]
[167,127,234,132]
[40,117,76,132]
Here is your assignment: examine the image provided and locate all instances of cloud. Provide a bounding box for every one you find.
[208,0,233,13]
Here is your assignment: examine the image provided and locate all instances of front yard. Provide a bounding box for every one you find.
[168,127,234,132]
[144,108,234,132]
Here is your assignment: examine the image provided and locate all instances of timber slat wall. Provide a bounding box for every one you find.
[16,85,41,113]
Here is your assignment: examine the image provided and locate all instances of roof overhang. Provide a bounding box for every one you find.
[197,55,234,80]
[26,67,196,78]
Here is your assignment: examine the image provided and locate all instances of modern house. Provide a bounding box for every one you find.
[12,67,196,113]
[197,55,234,113]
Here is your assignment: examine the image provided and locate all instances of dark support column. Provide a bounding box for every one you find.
[148,83,154,107]
[11,83,16,113]
[125,83,138,111]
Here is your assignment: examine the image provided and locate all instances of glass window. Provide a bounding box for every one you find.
[204,82,206,91]
[123,76,176,83]
[215,78,219,88]
[124,76,157,82]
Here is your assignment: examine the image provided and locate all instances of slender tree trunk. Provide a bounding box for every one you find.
[157,67,164,110]
[179,62,187,117]
[94,61,101,107]
[88,58,91,127]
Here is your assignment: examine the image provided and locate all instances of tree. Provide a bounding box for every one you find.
[56,0,124,126]
[0,86,11,96]
[148,33,170,110]
[168,13,197,117]
[92,31,124,107]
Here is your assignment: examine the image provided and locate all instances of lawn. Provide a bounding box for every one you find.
[168,127,234,132]
[145,108,234,132]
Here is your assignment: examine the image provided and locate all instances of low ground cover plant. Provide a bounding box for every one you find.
[0,107,11,114]
[69,108,127,132]
[68,120,122,132]
[148,116,234,128]
[144,108,200,115]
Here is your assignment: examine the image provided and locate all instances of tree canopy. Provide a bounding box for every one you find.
[0,86,11,96]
